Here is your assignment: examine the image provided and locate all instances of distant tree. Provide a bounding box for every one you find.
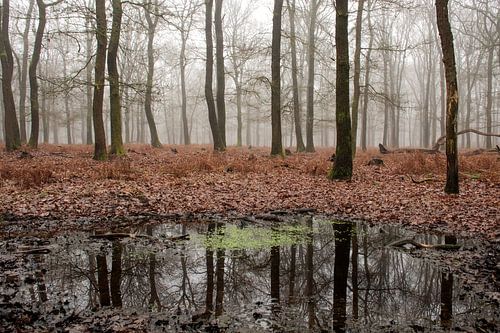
[0,0,21,151]
[285,0,305,152]
[108,0,125,155]
[435,0,459,194]
[93,0,107,160]
[305,0,318,153]
[351,0,365,155]
[215,0,226,147]
[270,0,284,156]
[205,0,225,151]
[329,0,352,180]
[143,0,162,148]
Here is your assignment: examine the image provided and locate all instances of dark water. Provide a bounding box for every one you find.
[1,218,498,332]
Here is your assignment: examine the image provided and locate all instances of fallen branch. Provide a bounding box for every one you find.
[433,129,500,150]
[379,143,439,154]
[17,247,51,255]
[90,233,150,240]
[388,238,461,250]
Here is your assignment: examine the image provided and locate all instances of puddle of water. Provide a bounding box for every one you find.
[0,218,498,332]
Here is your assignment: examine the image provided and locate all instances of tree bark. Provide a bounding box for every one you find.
[1,0,21,151]
[270,0,284,156]
[305,0,317,153]
[85,7,93,145]
[332,221,352,332]
[436,0,459,194]
[205,0,224,151]
[108,0,124,155]
[215,0,226,147]
[286,0,305,152]
[93,0,107,160]
[144,1,162,148]
[351,0,365,155]
[329,0,352,180]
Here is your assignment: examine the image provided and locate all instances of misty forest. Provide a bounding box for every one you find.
[0,0,499,332]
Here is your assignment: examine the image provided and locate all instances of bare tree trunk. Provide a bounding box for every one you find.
[305,217,314,329]
[93,0,107,160]
[85,8,93,144]
[108,0,124,155]
[305,0,317,153]
[110,241,122,307]
[329,0,352,180]
[436,0,459,194]
[215,0,226,147]
[205,0,224,151]
[1,0,21,151]
[351,0,365,155]
[215,248,225,316]
[18,0,35,143]
[28,0,49,148]
[96,254,110,306]
[270,0,284,156]
[180,30,190,145]
[144,1,162,148]
[485,46,493,148]
[286,0,305,152]
[361,0,373,152]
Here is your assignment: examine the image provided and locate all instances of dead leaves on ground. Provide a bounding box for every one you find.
[0,144,498,239]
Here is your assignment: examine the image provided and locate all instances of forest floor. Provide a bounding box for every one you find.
[0,144,499,332]
[0,144,498,239]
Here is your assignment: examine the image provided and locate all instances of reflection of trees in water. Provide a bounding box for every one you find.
[19,220,493,331]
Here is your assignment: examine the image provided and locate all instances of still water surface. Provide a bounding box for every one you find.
[1,218,498,332]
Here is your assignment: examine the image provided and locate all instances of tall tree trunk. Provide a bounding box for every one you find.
[144,1,162,148]
[305,0,317,153]
[485,46,493,148]
[436,0,459,194]
[235,67,243,146]
[1,0,21,151]
[286,0,305,152]
[96,254,110,306]
[85,9,93,144]
[305,217,314,329]
[180,30,190,145]
[270,246,280,304]
[215,0,226,147]
[422,22,433,148]
[28,0,47,148]
[270,0,284,156]
[205,0,224,151]
[329,0,352,180]
[108,0,124,155]
[18,0,35,143]
[215,249,225,316]
[93,0,107,160]
[361,0,373,152]
[63,57,72,144]
[351,0,365,155]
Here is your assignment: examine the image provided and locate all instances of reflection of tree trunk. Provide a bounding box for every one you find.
[205,223,215,314]
[215,249,225,316]
[270,246,280,305]
[96,254,111,306]
[110,241,123,307]
[34,255,48,303]
[305,217,315,329]
[440,235,456,330]
[352,224,359,320]
[362,224,370,323]
[288,244,296,304]
[88,253,98,309]
[333,222,352,332]
[147,226,162,310]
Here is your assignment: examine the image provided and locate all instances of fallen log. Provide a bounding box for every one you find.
[379,144,439,154]
[388,238,461,250]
